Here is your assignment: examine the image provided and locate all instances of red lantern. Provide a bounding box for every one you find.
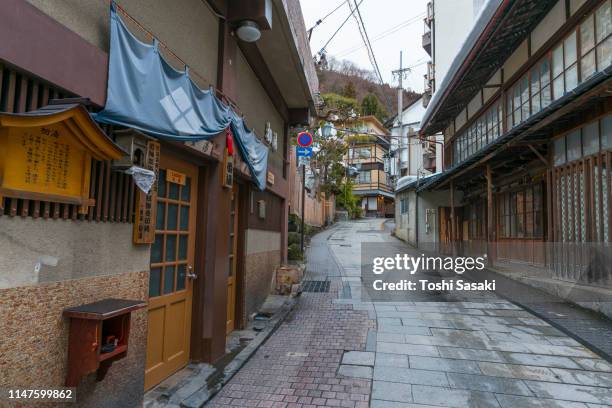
[226,129,234,156]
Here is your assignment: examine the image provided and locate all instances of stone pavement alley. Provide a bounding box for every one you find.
[208,219,612,407]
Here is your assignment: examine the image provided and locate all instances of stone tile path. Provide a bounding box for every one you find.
[208,220,612,407]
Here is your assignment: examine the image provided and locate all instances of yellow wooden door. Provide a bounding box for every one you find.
[145,154,198,390]
[226,184,238,334]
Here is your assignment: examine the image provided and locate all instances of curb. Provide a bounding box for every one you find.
[181,297,299,407]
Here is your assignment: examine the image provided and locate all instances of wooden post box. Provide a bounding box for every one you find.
[63,298,146,387]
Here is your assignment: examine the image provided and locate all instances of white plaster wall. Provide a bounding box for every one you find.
[433,0,480,92]
[503,39,529,80]
[531,0,566,54]
[0,217,150,289]
[467,92,482,119]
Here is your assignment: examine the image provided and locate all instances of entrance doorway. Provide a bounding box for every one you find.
[226,183,239,334]
[145,154,198,390]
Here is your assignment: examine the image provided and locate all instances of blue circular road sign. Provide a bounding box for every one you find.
[297,131,313,147]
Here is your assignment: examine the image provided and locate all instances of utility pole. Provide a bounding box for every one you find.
[392,51,411,177]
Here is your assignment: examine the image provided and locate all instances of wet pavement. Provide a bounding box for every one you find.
[208,219,612,407]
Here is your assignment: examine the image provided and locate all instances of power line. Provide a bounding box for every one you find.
[335,13,425,58]
[348,0,393,111]
[307,0,346,39]
[318,0,365,55]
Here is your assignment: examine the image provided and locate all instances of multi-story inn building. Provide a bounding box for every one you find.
[410,0,611,315]
[344,115,394,217]
[0,0,318,405]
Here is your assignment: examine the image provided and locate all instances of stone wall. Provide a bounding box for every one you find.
[0,270,148,408]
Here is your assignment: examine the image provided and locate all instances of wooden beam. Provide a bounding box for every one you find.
[527,144,549,166]
[486,164,496,263]
[450,180,455,244]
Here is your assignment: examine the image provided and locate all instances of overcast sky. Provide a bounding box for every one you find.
[300,0,430,94]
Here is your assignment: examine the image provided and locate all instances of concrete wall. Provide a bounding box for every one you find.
[0,217,149,288]
[26,0,219,88]
[235,49,285,176]
[394,188,462,252]
[432,0,480,91]
[395,189,417,245]
[244,229,281,318]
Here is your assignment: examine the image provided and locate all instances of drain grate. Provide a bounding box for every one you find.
[302,280,331,293]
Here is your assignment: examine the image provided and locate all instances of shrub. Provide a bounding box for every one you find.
[287,243,303,260]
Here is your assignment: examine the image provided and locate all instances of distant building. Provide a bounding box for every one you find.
[423,0,484,106]
[343,116,394,217]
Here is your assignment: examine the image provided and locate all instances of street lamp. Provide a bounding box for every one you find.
[236,20,261,42]
[321,122,334,138]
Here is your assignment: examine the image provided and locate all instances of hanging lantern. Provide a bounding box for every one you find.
[226,129,234,156]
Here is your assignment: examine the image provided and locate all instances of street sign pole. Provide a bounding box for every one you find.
[296,130,313,256]
[300,162,306,255]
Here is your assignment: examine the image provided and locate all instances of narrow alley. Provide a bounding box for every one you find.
[209,219,612,408]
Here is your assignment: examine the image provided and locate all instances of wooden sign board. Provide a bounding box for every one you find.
[0,106,124,214]
[133,140,160,244]
[222,149,234,189]
[166,169,186,186]
[267,171,274,185]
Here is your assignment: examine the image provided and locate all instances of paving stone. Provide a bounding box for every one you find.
[511,325,566,336]
[379,317,403,326]
[371,401,439,408]
[477,362,558,382]
[366,328,378,352]
[402,318,456,329]
[342,351,375,366]
[378,324,434,335]
[495,394,589,408]
[377,342,439,357]
[437,346,506,363]
[572,358,612,372]
[523,381,612,404]
[373,366,449,386]
[545,337,583,347]
[409,356,482,374]
[378,332,406,343]
[338,364,373,379]
[411,385,501,407]
[503,353,582,369]
[549,368,612,388]
[372,380,413,403]
[446,372,532,396]
[522,344,596,358]
[376,353,410,368]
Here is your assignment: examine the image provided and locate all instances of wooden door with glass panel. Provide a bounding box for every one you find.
[226,184,239,334]
[145,155,198,390]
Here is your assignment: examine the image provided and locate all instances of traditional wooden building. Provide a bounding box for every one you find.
[0,0,318,405]
[417,0,611,313]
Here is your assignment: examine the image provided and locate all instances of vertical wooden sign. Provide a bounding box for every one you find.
[133,140,160,244]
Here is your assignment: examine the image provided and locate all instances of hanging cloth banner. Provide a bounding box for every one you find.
[93,3,269,190]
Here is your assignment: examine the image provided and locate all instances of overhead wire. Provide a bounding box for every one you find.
[318,0,365,55]
[346,0,393,111]
[307,0,347,38]
[335,12,426,58]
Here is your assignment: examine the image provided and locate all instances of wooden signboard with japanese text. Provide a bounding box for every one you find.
[133,140,160,244]
[222,149,234,189]
[0,107,124,214]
